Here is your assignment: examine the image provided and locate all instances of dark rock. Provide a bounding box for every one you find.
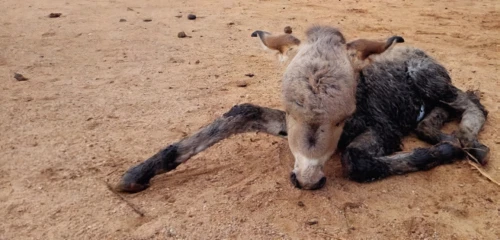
[178,31,187,38]
[48,13,62,18]
[306,219,318,225]
[187,14,196,20]
[14,73,28,81]
[236,81,248,87]
[284,26,292,34]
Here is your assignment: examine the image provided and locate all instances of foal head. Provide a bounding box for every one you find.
[282,26,403,189]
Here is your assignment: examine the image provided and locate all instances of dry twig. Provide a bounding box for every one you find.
[103,181,145,217]
[463,151,500,187]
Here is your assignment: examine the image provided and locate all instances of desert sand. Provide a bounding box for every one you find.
[1,0,499,239]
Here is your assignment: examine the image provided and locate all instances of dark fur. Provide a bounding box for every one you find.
[338,47,488,182]
[118,46,489,193]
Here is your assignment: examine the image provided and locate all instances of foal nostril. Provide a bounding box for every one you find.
[310,177,327,190]
[290,172,301,189]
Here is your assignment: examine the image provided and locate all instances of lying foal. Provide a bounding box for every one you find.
[118,26,488,192]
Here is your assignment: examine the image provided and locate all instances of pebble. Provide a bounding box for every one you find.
[166,228,176,237]
[178,31,187,38]
[245,73,254,77]
[48,13,62,18]
[187,14,196,20]
[236,81,248,87]
[143,18,152,22]
[297,201,305,207]
[14,73,28,81]
[119,19,127,22]
[284,26,292,34]
[306,219,318,225]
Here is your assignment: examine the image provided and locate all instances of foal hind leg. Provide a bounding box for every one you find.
[342,128,464,182]
[446,89,489,164]
[118,104,287,193]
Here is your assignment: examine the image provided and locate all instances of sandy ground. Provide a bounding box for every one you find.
[1,0,499,239]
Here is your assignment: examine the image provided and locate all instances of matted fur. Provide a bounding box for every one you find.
[282,26,356,123]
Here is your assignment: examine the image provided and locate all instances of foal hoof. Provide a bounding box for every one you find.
[116,170,152,193]
[117,180,150,193]
[467,140,490,166]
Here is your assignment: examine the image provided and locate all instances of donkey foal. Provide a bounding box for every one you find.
[118,26,488,192]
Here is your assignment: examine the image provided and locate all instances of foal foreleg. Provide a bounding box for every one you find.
[342,129,465,182]
[414,107,452,144]
[118,104,287,193]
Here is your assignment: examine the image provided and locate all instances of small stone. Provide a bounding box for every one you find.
[48,13,62,18]
[14,73,28,81]
[195,60,200,64]
[187,14,196,20]
[119,19,127,22]
[178,31,187,38]
[166,228,176,237]
[244,73,254,77]
[175,15,182,18]
[236,81,248,87]
[297,201,305,207]
[228,22,235,25]
[284,26,292,34]
[306,219,318,225]
[127,7,134,11]
[143,18,152,22]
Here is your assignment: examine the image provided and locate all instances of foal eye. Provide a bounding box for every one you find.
[294,101,303,107]
[335,119,345,127]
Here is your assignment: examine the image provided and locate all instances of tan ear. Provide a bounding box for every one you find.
[347,36,404,70]
[251,30,301,53]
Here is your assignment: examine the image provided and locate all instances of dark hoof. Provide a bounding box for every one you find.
[117,180,150,193]
[467,140,490,166]
[116,169,153,193]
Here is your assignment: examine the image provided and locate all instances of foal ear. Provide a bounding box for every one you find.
[346,36,404,70]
